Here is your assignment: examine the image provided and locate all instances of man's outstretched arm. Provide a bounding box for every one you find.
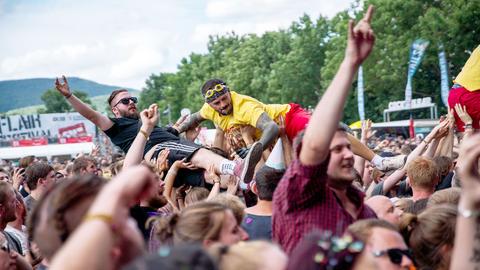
[300,6,375,166]
[55,76,113,131]
[174,112,206,133]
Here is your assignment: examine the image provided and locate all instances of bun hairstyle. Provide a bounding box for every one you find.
[401,204,457,270]
[153,202,229,245]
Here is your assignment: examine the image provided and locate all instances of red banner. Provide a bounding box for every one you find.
[11,137,48,147]
[58,136,93,144]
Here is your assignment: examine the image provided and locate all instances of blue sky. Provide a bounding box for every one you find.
[0,0,353,89]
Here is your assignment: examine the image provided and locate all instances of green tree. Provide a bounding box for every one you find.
[39,89,94,113]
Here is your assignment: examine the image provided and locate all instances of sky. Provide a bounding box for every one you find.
[0,0,353,90]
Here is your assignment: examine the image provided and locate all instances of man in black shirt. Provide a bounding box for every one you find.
[55,76,262,184]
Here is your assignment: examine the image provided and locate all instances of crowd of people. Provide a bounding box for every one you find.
[1,5,480,270]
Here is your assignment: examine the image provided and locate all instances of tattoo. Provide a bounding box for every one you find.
[177,112,204,133]
[255,112,279,150]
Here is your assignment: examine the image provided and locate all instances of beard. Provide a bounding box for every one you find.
[120,109,140,119]
[147,195,168,209]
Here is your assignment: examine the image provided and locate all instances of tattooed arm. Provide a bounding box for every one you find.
[256,112,279,151]
[174,112,206,133]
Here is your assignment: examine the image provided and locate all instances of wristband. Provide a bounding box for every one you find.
[139,130,150,140]
[458,205,480,218]
[83,214,117,232]
[65,92,72,99]
[464,123,473,130]
[422,139,431,144]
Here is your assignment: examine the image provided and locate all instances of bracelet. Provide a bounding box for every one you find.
[65,92,72,99]
[464,123,473,130]
[83,213,115,226]
[139,129,150,140]
[458,205,480,218]
[422,139,431,144]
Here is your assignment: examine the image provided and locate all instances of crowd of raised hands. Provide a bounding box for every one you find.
[3,5,480,270]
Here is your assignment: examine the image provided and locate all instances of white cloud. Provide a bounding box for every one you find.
[0,0,353,89]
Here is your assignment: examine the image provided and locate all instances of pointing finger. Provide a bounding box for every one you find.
[364,5,374,23]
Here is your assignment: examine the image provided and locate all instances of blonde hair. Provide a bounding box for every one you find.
[407,157,438,190]
[154,201,230,245]
[394,197,414,212]
[427,188,461,208]
[185,187,209,205]
[210,193,246,224]
[209,241,286,270]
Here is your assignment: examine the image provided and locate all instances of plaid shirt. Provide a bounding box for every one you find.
[272,148,376,254]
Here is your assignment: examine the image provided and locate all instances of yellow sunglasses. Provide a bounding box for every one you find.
[204,84,227,99]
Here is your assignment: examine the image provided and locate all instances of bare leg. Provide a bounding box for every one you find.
[190,148,226,175]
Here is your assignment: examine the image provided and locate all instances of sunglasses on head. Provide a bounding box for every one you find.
[113,97,138,107]
[204,84,227,99]
[373,248,412,265]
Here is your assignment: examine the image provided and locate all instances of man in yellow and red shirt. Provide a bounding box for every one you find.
[449,45,480,131]
[177,79,311,160]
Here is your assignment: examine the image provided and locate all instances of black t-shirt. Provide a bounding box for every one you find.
[104,117,180,155]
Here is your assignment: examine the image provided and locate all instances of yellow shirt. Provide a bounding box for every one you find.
[454,45,480,91]
[199,91,290,137]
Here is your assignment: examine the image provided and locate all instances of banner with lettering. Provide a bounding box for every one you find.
[405,39,429,105]
[357,65,365,121]
[0,113,96,140]
[438,45,450,107]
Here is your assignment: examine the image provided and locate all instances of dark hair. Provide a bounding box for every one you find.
[73,156,96,175]
[433,156,453,177]
[254,166,284,201]
[0,181,13,205]
[25,163,54,190]
[125,244,217,270]
[19,155,35,168]
[108,89,129,107]
[28,174,105,259]
[201,79,226,96]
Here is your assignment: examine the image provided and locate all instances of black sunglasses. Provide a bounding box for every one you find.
[373,248,412,265]
[113,97,138,107]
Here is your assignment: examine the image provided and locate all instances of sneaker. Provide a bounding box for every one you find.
[376,154,407,172]
[233,142,263,184]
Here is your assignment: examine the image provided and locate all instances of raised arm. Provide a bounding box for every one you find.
[380,120,449,193]
[451,133,480,270]
[123,104,159,169]
[55,76,113,131]
[174,112,206,133]
[300,6,375,165]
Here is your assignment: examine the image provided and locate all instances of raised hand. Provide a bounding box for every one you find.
[55,75,72,97]
[172,114,188,132]
[346,5,375,66]
[185,126,201,142]
[205,164,221,184]
[154,148,170,173]
[140,104,159,134]
[457,134,480,206]
[12,167,25,190]
[173,158,197,170]
[454,103,473,126]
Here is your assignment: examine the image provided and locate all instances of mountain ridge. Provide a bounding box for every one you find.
[0,77,140,113]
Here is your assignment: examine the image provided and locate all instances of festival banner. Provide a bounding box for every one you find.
[438,45,450,107]
[0,112,96,141]
[357,65,365,121]
[405,39,429,105]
